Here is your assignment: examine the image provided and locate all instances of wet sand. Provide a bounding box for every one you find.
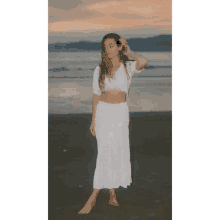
[49,112,172,220]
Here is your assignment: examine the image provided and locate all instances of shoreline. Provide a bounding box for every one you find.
[48,111,172,116]
[48,50,172,53]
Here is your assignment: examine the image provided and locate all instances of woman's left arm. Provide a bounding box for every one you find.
[119,38,148,70]
[122,45,148,71]
[127,49,148,71]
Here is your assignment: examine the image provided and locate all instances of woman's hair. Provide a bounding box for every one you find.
[98,33,132,92]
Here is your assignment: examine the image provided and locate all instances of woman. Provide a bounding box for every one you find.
[78,33,148,214]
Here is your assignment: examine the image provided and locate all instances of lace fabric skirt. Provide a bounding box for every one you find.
[93,100,132,189]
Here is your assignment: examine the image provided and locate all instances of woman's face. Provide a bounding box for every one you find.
[104,38,120,59]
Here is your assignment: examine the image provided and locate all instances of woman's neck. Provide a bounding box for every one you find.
[111,56,121,68]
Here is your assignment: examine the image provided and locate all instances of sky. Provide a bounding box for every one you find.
[48,0,172,42]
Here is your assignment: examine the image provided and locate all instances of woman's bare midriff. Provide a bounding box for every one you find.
[100,91,127,104]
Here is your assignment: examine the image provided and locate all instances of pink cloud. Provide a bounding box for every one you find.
[49,0,171,32]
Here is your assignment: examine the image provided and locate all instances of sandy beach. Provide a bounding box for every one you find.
[49,112,172,220]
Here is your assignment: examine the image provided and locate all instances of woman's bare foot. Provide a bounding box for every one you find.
[78,197,96,214]
[109,189,119,206]
[78,189,101,214]
[109,198,119,206]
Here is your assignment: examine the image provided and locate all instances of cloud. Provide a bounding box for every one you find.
[112,13,148,20]
[49,0,123,10]
[49,15,60,22]
[49,7,105,23]
[127,6,154,15]
[153,18,171,23]
[49,2,106,24]
[48,0,171,34]
[49,0,84,10]
[88,1,121,10]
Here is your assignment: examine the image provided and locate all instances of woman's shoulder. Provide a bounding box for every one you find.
[125,60,133,64]
[125,60,136,67]
[125,60,141,75]
[94,64,101,74]
[95,64,101,70]
[125,60,136,70]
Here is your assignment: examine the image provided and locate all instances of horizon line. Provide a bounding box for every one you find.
[48,34,172,44]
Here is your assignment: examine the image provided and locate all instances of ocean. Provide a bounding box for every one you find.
[48,51,172,114]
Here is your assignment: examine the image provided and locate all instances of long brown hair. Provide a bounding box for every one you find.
[98,33,132,93]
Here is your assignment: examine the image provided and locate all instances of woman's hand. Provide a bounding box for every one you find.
[122,44,133,57]
[90,121,96,137]
[119,37,127,46]
[119,37,133,57]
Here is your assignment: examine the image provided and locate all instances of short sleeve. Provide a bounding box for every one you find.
[126,61,142,77]
[130,61,141,74]
[93,65,102,96]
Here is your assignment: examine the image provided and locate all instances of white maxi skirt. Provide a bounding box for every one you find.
[93,100,132,189]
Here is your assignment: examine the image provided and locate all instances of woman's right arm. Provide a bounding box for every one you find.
[92,94,100,124]
[92,65,102,124]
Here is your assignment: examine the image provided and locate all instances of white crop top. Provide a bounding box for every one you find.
[93,61,142,96]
